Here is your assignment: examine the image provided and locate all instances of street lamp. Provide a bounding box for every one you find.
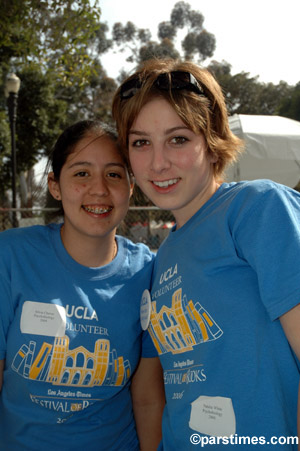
[5,73,21,228]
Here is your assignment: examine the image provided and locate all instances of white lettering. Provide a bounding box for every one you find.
[65,305,99,321]
[164,367,206,385]
[65,322,108,335]
[159,264,178,284]
[152,276,182,299]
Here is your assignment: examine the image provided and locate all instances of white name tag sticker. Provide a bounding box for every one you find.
[20,301,66,337]
[189,395,236,437]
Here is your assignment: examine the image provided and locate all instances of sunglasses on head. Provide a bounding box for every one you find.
[120,71,206,100]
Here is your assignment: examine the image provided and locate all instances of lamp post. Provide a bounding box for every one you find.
[5,73,21,228]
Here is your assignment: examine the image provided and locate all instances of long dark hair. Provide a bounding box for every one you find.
[50,120,119,180]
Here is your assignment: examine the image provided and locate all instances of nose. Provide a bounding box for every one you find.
[150,145,171,173]
[88,176,109,197]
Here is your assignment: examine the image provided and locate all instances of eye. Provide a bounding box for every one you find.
[74,171,89,177]
[106,166,127,179]
[107,171,122,179]
[170,136,189,145]
[130,139,150,148]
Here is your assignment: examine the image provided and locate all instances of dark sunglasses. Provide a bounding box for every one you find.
[120,71,206,100]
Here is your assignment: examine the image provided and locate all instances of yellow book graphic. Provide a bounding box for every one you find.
[12,336,130,388]
[149,288,223,355]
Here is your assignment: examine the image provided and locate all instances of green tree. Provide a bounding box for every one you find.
[0,0,102,86]
[16,65,67,171]
[278,82,300,121]
[1,0,298,212]
[0,0,111,204]
[59,63,117,125]
[109,1,216,68]
[207,60,293,116]
[0,64,68,202]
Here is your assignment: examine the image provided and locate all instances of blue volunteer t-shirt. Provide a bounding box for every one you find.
[150,180,300,450]
[0,223,156,450]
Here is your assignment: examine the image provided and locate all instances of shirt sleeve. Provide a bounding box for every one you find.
[141,329,159,358]
[233,182,300,321]
[0,271,14,360]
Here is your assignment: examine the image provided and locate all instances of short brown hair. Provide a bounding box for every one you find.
[112,58,244,179]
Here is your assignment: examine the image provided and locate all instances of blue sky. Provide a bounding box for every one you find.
[99,0,300,85]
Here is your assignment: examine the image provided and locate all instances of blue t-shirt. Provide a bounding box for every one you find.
[150,180,300,450]
[0,223,156,451]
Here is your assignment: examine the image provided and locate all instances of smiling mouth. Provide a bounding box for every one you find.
[152,178,180,188]
[82,205,113,214]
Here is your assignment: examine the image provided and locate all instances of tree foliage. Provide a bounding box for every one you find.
[278,82,300,121]
[16,65,68,169]
[0,0,108,201]
[207,60,294,116]
[0,0,102,86]
[0,0,299,208]
[109,1,216,66]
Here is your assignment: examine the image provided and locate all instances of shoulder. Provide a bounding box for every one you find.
[221,180,300,235]
[117,235,154,261]
[0,224,58,255]
[116,235,155,270]
[222,179,300,208]
[0,225,36,247]
[223,179,285,196]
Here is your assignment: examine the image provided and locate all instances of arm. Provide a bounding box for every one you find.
[131,357,165,450]
[0,359,4,392]
[279,304,300,450]
[298,384,300,451]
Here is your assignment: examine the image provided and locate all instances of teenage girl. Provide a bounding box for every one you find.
[112,59,300,450]
[0,120,164,450]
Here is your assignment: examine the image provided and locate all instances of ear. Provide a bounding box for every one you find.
[129,176,135,198]
[206,146,218,164]
[209,152,219,164]
[48,172,62,201]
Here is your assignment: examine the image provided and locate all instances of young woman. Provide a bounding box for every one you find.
[0,120,164,450]
[112,59,300,449]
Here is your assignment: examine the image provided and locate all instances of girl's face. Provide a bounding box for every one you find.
[128,97,218,228]
[48,134,133,243]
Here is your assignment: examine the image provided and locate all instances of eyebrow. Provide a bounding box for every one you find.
[129,126,191,136]
[66,161,126,170]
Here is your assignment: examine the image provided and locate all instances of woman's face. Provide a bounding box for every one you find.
[48,134,133,243]
[128,97,218,228]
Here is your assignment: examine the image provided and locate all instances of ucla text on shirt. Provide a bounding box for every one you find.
[190,434,299,447]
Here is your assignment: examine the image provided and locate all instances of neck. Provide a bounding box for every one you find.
[60,225,117,267]
[174,180,221,229]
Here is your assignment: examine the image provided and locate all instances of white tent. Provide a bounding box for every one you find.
[225,114,300,188]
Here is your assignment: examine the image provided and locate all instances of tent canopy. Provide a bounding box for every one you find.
[226,114,300,188]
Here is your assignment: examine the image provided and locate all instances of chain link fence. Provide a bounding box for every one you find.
[0,207,175,250]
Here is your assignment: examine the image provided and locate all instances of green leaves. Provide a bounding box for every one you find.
[109,1,216,66]
[0,0,298,205]
[207,60,295,116]
[0,0,102,86]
